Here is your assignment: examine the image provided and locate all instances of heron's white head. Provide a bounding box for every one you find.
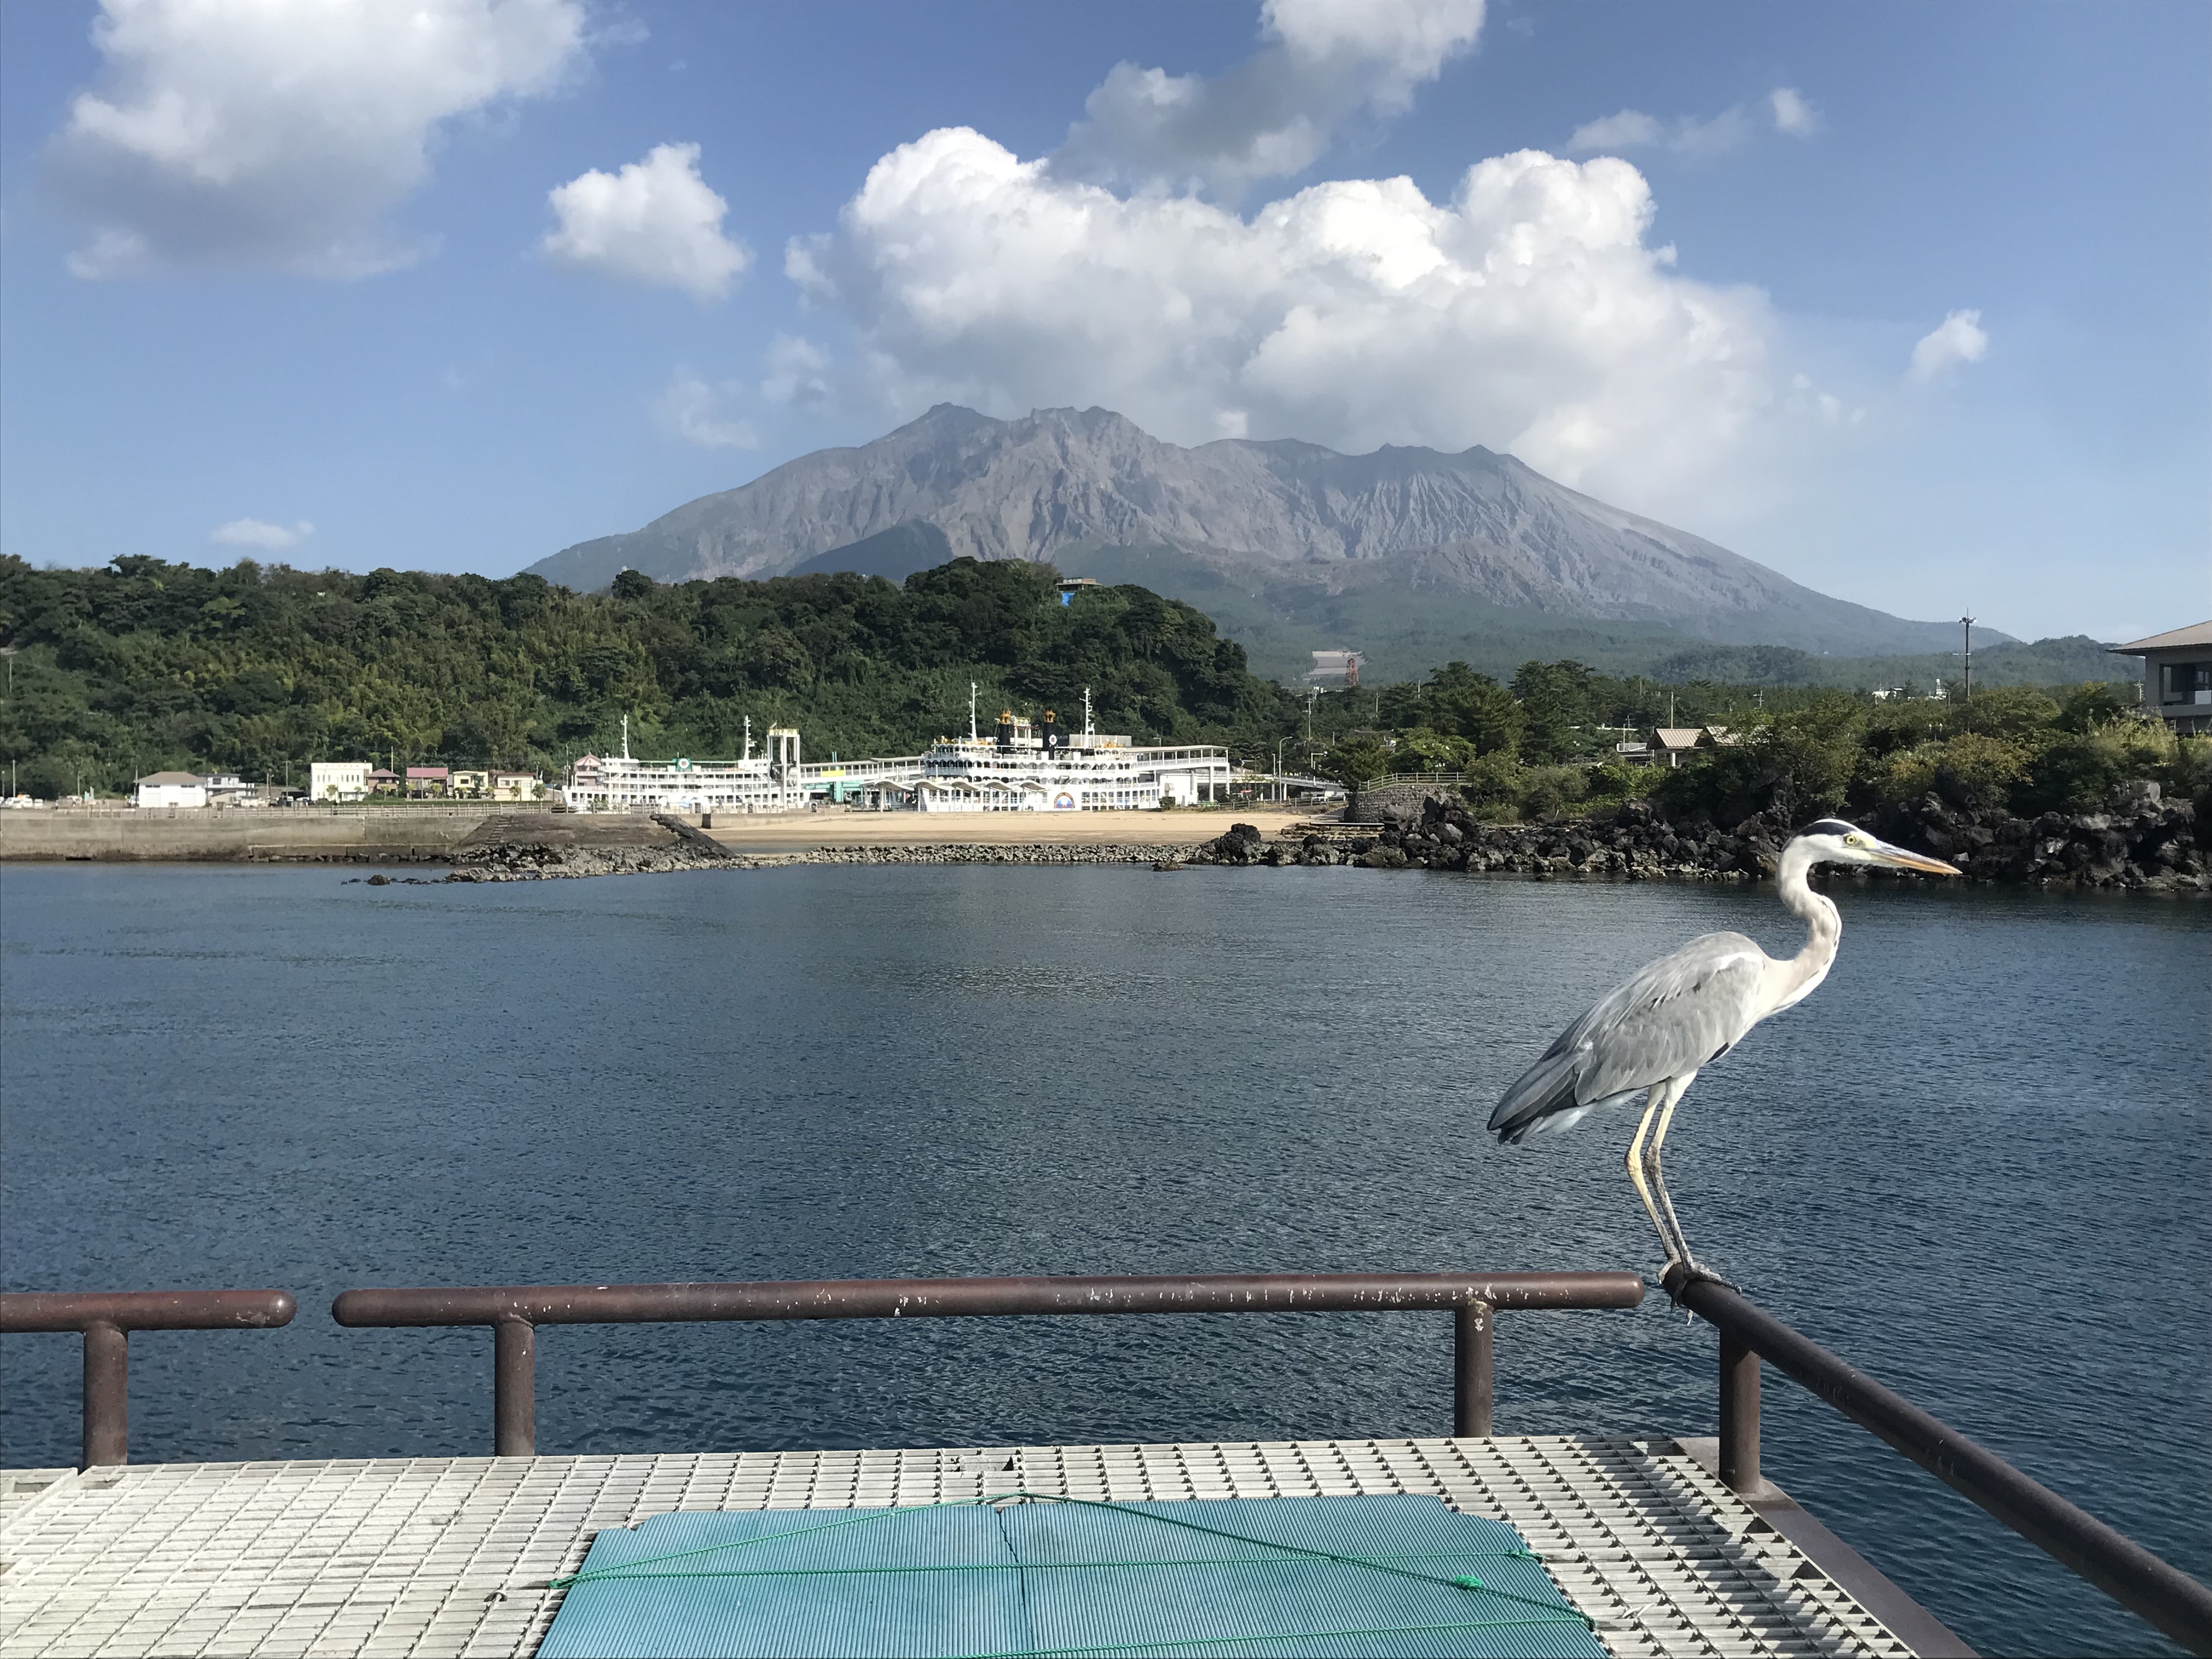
[1792,818,1960,876]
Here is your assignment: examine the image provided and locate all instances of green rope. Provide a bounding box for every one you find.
[551,1488,1595,1641]
[552,1547,1536,1583]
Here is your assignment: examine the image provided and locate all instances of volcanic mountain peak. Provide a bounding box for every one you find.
[528,405,1999,671]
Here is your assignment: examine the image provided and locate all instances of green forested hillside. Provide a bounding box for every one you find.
[0,554,1293,796]
[0,552,2183,823]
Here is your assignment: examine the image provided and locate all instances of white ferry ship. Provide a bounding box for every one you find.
[910,697,1229,812]
[561,695,1233,814]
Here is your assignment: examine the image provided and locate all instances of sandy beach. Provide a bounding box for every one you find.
[699,808,1318,853]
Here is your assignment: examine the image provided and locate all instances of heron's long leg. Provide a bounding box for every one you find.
[1623,1086,1675,1266]
[1644,1072,1702,1272]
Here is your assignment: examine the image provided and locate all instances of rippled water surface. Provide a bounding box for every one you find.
[3,861,2205,1655]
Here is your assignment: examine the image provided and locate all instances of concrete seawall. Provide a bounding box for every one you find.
[0,808,679,863]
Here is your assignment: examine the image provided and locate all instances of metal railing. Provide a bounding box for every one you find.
[1355,771,1469,791]
[9,1271,2208,1653]
[0,1290,296,1469]
[329,1271,1646,1459]
[1664,1266,2212,1657]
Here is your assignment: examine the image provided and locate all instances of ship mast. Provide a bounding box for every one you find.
[969,682,978,743]
[620,714,630,761]
[1083,686,1093,737]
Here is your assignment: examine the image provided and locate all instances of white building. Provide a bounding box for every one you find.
[1305,650,1363,685]
[309,761,371,802]
[134,771,207,809]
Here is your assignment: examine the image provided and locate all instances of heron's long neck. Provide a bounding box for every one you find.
[1769,839,1842,1012]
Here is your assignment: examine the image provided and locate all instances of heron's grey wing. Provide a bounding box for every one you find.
[1488,932,1770,1144]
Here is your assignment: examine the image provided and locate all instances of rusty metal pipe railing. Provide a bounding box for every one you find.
[332,1271,1644,1458]
[0,1290,297,1470]
[1664,1267,2212,1658]
[1718,1330,1760,1493]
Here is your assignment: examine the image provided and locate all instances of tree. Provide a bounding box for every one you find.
[1322,735,1394,788]
[1393,727,1472,771]
[0,552,1300,788]
[1425,662,1523,756]
[611,568,655,600]
[2056,682,2129,733]
[1511,659,1595,763]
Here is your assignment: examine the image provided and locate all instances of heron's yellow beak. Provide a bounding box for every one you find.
[1876,842,1960,876]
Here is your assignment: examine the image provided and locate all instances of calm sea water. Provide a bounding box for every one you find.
[2,860,2205,1655]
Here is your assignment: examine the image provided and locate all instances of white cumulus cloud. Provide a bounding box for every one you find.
[541,142,748,302]
[1052,0,1485,200]
[211,517,313,550]
[48,0,587,280]
[656,369,758,449]
[1768,87,1821,137]
[1568,87,1818,157]
[1908,309,1989,382]
[788,128,1772,505]
[760,335,833,410]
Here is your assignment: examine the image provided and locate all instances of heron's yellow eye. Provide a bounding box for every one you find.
[1844,834,1863,846]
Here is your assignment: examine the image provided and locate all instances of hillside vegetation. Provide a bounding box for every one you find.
[1,552,2183,827]
[1303,662,2207,827]
[0,555,1289,797]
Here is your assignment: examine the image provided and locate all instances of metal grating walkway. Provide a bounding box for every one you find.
[0,1437,1917,1658]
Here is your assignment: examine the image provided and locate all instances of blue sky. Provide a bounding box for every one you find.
[1,0,2204,644]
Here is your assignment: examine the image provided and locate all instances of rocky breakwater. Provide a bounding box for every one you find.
[1871,779,2205,891]
[1187,784,2208,893]
[438,841,738,880]
[1188,806,1777,879]
[431,838,1212,882]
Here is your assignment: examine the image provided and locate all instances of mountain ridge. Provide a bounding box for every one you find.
[529,404,2007,677]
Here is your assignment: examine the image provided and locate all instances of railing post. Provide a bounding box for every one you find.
[1719,1330,1759,1492]
[81,1320,128,1469]
[493,1318,535,1457]
[1454,1302,1493,1437]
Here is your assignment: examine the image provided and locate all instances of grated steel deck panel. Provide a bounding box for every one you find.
[0,1438,1918,1658]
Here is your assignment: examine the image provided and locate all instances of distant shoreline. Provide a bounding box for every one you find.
[6,798,2201,894]
[0,806,1313,865]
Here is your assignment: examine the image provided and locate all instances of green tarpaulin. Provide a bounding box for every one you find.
[537,1491,1605,1658]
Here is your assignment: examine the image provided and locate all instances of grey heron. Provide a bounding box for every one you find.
[1487,818,1959,1282]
